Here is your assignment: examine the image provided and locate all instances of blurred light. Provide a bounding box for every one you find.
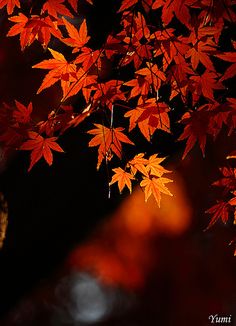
[67,171,192,290]
[54,272,132,325]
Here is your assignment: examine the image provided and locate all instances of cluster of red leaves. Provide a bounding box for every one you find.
[0,0,235,209]
[205,163,236,254]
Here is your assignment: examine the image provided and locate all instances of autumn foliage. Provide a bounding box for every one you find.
[0,0,235,248]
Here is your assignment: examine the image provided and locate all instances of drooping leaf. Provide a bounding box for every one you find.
[205,201,230,230]
[140,176,173,207]
[109,167,135,193]
[88,124,134,169]
[20,131,64,171]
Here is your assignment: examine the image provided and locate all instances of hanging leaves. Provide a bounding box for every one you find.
[0,0,235,215]
[20,131,64,171]
[88,124,134,169]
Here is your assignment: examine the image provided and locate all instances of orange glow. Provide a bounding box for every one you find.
[67,170,192,289]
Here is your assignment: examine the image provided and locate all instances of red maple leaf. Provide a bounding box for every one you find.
[13,101,32,124]
[118,0,138,13]
[190,70,224,104]
[178,109,211,159]
[205,201,230,230]
[20,131,64,171]
[215,48,236,81]
[186,38,216,71]
[157,0,196,28]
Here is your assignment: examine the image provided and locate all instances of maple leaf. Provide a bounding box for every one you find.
[92,80,126,110]
[63,69,97,102]
[124,105,157,141]
[188,20,224,44]
[109,167,135,193]
[37,105,76,136]
[124,76,150,99]
[140,176,173,207]
[74,47,101,71]
[42,0,73,19]
[62,18,90,52]
[205,201,230,230]
[190,70,224,104]
[13,100,32,124]
[178,109,210,159]
[152,28,190,71]
[0,0,20,15]
[136,63,166,93]
[215,51,236,81]
[88,124,134,169]
[127,153,148,176]
[20,131,64,171]
[137,98,170,133]
[118,0,138,13]
[212,167,236,191]
[196,0,236,24]
[8,14,63,50]
[32,48,77,97]
[146,154,171,177]
[159,0,195,28]
[186,38,216,71]
[67,0,78,11]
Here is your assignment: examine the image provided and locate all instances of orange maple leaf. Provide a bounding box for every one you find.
[128,153,148,176]
[20,131,64,171]
[62,18,90,52]
[88,124,134,169]
[7,14,62,50]
[136,63,166,92]
[124,106,156,141]
[140,176,173,207]
[42,0,73,18]
[0,0,20,15]
[109,167,135,193]
[32,48,77,97]
[146,154,171,177]
[137,98,170,133]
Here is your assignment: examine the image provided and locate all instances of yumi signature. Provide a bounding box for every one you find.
[209,314,232,324]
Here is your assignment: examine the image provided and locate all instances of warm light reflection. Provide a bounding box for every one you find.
[68,171,192,289]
